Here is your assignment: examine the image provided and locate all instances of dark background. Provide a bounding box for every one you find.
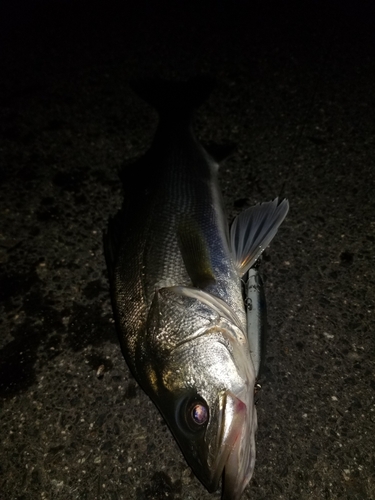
[1,1,374,499]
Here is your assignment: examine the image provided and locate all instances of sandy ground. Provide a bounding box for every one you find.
[1,1,374,499]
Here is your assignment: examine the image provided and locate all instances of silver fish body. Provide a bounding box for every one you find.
[104,78,288,499]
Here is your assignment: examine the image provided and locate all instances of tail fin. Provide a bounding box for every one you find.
[130,76,215,115]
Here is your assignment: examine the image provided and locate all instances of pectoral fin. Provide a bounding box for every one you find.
[230,198,289,276]
[177,218,216,289]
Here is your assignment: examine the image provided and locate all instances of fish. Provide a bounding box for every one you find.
[244,267,267,378]
[104,77,289,499]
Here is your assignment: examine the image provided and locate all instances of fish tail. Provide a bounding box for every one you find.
[130,76,215,115]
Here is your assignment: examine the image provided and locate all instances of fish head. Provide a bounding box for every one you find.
[138,286,257,499]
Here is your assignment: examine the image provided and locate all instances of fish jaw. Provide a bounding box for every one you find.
[221,392,257,500]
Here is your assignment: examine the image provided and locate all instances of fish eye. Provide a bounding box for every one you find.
[184,397,209,431]
[191,403,208,425]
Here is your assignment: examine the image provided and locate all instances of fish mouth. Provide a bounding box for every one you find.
[209,390,257,500]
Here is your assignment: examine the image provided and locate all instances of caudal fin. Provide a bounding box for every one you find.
[130,76,215,115]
